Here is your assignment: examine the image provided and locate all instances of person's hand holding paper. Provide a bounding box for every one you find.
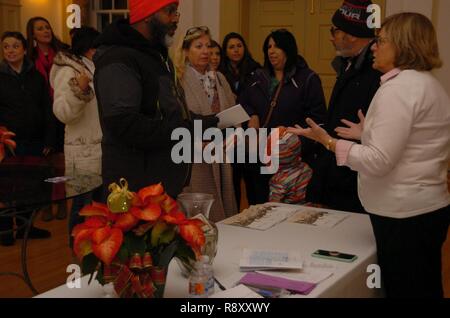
[216,104,251,129]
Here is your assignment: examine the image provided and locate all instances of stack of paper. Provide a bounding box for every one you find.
[239,272,317,296]
[239,248,303,272]
[286,209,349,228]
[223,204,302,231]
[236,249,334,297]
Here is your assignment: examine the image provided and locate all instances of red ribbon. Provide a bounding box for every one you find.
[104,255,166,298]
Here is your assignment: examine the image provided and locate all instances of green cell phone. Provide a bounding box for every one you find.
[312,250,358,263]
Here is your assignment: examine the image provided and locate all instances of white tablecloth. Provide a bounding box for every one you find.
[37,207,382,298]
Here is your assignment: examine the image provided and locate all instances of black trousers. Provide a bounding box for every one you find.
[370,205,450,298]
[235,163,272,206]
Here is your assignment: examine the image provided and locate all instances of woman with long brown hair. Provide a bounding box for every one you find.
[26,17,69,221]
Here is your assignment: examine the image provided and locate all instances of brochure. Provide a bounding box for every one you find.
[216,104,250,129]
[286,209,349,228]
[239,248,303,272]
[222,204,302,231]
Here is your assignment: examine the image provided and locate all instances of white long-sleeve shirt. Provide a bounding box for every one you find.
[338,69,450,218]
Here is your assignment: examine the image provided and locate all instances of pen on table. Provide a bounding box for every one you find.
[214,277,226,291]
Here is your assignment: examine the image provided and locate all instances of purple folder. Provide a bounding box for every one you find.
[239,272,317,295]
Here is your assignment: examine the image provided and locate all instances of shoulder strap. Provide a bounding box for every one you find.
[262,78,284,128]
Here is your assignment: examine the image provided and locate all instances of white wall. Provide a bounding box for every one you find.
[385,0,450,95]
[174,0,194,49]
[20,0,64,39]
[433,0,450,96]
[176,0,220,42]
[171,0,220,56]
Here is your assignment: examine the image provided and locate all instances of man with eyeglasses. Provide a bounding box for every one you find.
[306,0,382,214]
[93,0,218,198]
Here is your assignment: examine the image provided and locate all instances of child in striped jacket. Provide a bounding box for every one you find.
[269,130,312,204]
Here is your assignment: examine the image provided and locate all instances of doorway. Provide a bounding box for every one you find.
[221,0,385,102]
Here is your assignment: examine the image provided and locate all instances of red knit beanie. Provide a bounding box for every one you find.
[129,0,179,24]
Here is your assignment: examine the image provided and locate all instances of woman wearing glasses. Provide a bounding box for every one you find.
[174,26,238,222]
[239,29,327,204]
[289,13,450,298]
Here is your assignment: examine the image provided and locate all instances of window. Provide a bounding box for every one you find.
[91,0,129,32]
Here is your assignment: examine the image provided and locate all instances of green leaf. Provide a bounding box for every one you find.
[159,227,176,245]
[151,222,168,247]
[175,239,195,261]
[117,242,129,263]
[81,253,100,275]
[96,265,105,286]
[158,240,179,268]
[88,272,95,285]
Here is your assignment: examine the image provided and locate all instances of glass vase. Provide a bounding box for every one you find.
[176,193,218,277]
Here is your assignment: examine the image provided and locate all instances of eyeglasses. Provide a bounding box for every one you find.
[374,36,388,46]
[185,26,210,37]
[330,26,341,36]
[162,4,180,17]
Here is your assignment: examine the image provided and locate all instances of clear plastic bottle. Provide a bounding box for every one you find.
[188,261,208,298]
[200,255,215,296]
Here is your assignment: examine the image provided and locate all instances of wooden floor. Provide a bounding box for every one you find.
[0,216,74,298]
[0,208,449,298]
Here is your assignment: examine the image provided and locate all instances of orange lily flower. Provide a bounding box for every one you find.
[72,183,206,268]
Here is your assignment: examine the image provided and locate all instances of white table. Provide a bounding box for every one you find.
[37,207,382,298]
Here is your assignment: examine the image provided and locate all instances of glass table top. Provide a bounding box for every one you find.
[0,156,102,210]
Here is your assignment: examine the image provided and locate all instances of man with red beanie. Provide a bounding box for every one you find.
[306,0,382,213]
[93,0,218,198]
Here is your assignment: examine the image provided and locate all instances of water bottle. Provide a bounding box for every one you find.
[200,255,215,296]
[188,261,208,298]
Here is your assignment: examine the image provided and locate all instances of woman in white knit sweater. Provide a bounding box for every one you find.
[50,27,102,244]
[289,13,450,298]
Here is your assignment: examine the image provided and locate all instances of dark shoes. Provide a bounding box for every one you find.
[16,226,51,239]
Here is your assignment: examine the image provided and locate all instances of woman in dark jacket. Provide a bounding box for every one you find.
[0,31,55,246]
[239,29,327,204]
[220,32,261,96]
[220,33,261,208]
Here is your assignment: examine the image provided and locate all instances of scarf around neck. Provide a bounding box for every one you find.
[35,46,56,97]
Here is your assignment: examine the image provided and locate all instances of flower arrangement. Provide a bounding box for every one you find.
[72,179,205,298]
[0,126,16,163]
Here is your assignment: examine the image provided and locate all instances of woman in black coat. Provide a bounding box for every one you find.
[239,29,327,204]
[0,31,55,246]
[220,32,261,97]
[220,32,261,208]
